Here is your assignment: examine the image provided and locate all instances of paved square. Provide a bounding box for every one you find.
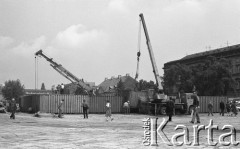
[0,112,239,149]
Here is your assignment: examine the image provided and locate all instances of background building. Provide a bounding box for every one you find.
[164,44,240,96]
[98,74,137,96]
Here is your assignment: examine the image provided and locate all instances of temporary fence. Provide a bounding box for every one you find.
[199,96,228,113]
[20,94,229,114]
[90,96,122,113]
[20,95,123,114]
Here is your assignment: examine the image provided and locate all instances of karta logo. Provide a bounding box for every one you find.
[142,118,239,146]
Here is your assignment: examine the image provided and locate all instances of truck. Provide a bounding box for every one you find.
[138,13,187,115]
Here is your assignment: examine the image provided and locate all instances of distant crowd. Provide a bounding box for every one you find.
[51,83,65,94]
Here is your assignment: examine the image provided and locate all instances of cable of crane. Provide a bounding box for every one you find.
[135,17,142,80]
[35,55,39,90]
[37,56,38,89]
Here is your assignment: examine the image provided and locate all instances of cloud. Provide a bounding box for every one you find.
[108,0,129,13]
[0,36,14,48]
[11,36,46,57]
[53,24,108,51]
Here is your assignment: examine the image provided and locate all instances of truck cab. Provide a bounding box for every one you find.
[180,93,194,114]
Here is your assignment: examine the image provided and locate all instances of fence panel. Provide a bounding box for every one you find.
[22,94,231,114]
[199,96,228,113]
[21,94,122,114]
[89,96,123,113]
[89,96,105,113]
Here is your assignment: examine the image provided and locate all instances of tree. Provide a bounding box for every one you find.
[1,79,25,100]
[117,80,131,101]
[75,86,88,95]
[192,56,235,96]
[136,79,157,91]
[117,79,127,95]
[41,83,46,90]
[163,63,193,94]
[164,56,236,96]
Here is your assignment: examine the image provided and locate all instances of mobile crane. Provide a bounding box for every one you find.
[138,13,186,114]
[35,50,92,94]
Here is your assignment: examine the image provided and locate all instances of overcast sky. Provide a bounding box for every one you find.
[0,0,239,89]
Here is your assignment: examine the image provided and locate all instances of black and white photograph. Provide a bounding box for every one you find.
[0,0,240,148]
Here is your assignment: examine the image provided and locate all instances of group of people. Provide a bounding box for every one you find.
[166,90,240,124]
[8,90,238,122]
[165,91,201,124]
[207,100,238,117]
[220,100,238,116]
[57,99,114,121]
[52,83,65,94]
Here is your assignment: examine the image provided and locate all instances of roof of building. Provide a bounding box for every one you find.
[165,44,240,66]
[181,44,240,60]
[98,75,135,93]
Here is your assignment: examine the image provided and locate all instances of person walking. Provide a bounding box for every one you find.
[81,99,89,119]
[123,101,129,114]
[166,98,175,122]
[10,98,17,119]
[219,100,225,116]
[207,101,214,116]
[231,101,238,116]
[105,100,113,121]
[226,101,231,116]
[190,91,200,124]
[58,99,64,118]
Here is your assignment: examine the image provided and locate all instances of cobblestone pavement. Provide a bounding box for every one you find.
[0,112,239,149]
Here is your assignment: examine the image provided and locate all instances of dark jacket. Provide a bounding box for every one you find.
[10,100,17,112]
[82,102,89,109]
[166,100,175,115]
[220,102,225,109]
[231,103,237,114]
[226,103,230,110]
[208,103,213,109]
[192,94,199,107]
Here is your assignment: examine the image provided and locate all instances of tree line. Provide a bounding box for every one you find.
[163,56,236,96]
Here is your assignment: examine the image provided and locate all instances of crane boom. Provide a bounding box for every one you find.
[139,13,163,90]
[35,49,92,91]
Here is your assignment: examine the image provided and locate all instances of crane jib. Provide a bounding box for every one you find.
[138,13,163,90]
[35,49,92,92]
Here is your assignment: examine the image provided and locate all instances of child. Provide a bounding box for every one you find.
[105,100,113,121]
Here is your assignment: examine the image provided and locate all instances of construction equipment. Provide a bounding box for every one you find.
[35,49,92,94]
[139,13,163,91]
[138,13,187,115]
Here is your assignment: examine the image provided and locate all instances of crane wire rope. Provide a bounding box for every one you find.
[35,55,38,90]
[135,18,142,80]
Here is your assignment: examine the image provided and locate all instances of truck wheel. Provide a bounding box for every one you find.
[188,106,194,115]
[160,107,166,115]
